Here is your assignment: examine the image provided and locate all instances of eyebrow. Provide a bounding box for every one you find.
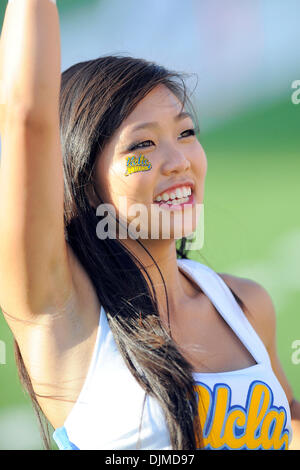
[129,111,194,133]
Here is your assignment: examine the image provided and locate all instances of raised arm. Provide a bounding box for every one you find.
[0,0,73,322]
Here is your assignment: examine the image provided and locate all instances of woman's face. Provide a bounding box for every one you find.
[92,84,207,241]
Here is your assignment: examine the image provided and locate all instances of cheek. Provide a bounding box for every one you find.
[202,148,208,175]
[104,158,155,210]
[188,145,207,204]
[194,144,207,175]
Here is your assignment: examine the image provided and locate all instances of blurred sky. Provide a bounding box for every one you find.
[57,0,300,130]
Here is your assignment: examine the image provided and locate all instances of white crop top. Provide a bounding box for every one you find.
[53,258,293,450]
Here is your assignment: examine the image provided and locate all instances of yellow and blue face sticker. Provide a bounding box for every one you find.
[125,154,152,176]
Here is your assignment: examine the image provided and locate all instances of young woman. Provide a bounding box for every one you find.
[0,0,299,450]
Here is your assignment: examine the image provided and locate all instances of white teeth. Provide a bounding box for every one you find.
[177,197,189,204]
[182,187,189,197]
[175,187,183,199]
[166,197,189,205]
[154,186,193,202]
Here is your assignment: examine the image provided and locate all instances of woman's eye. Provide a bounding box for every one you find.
[180,128,197,138]
[127,127,198,152]
[128,140,153,151]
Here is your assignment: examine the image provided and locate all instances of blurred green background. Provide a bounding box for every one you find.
[0,0,299,450]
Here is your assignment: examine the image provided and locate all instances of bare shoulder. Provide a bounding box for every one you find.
[217,272,276,351]
[217,272,296,407]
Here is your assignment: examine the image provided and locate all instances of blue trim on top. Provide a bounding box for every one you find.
[53,426,80,450]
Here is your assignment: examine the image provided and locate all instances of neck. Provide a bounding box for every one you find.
[119,236,201,329]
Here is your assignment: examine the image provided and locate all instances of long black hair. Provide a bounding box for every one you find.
[13,55,248,450]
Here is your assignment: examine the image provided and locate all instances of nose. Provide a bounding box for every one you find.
[160,149,191,175]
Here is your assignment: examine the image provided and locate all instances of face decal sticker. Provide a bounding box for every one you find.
[125,154,152,176]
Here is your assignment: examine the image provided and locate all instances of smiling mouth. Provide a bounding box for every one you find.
[153,192,195,210]
[153,186,193,205]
